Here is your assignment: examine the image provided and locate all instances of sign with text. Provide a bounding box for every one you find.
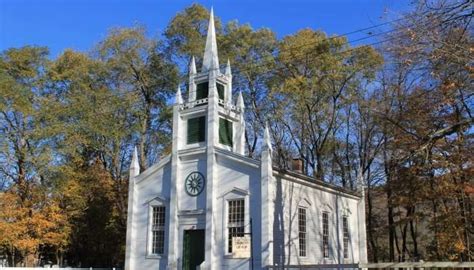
[232,235,251,258]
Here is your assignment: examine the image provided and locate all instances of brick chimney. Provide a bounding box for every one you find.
[291,158,303,174]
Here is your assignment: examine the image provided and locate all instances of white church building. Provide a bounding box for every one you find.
[125,9,367,270]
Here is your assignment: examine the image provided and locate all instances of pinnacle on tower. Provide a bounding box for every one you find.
[130,146,140,176]
[236,91,245,110]
[263,123,272,152]
[225,59,232,76]
[175,85,183,105]
[189,56,197,75]
[202,7,219,73]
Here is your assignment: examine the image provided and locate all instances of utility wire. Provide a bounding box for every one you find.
[187,9,449,82]
[184,15,443,97]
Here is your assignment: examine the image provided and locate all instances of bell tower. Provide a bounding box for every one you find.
[168,8,246,269]
[172,7,245,155]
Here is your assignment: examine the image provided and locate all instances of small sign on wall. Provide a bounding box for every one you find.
[232,236,251,258]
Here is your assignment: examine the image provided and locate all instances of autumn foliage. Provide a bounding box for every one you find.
[1,0,472,267]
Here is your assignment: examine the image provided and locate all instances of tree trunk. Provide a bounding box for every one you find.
[409,212,419,260]
[366,186,378,262]
[315,152,324,181]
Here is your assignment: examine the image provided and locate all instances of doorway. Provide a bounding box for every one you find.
[182,229,205,270]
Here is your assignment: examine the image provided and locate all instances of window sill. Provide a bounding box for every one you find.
[224,255,250,260]
[218,144,233,152]
[186,142,206,148]
[146,254,164,260]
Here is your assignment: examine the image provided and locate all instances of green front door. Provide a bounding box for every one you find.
[182,229,205,270]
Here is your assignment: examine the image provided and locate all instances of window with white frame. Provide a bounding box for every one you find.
[227,199,245,253]
[322,211,329,258]
[342,216,349,259]
[298,207,307,257]
[151,206,166,255]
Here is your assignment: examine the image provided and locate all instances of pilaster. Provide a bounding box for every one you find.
[225,59,232,104]
[204,70,220,269]
[189,56,197,102]
[234,91,246,155]
[167,90,183,269]
[260,124,274,268]
[125,147,139,270]
[357,188,368,263]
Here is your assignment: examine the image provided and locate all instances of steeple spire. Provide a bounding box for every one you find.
[202,7,219,73]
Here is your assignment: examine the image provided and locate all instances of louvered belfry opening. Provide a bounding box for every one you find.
[187,116,206,144]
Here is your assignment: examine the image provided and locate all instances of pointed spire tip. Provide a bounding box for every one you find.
[202,7,219,72]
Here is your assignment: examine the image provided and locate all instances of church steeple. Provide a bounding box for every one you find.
[202,8,219,73]
[180,8,246,156]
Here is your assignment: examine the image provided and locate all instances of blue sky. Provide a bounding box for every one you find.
[0,0,412,58]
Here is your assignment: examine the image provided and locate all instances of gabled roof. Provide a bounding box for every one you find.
[273,167,361,198]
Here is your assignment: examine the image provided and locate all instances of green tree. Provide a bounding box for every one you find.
[164,4,222,68]
[0,46,55,266]
[165,4,278,157]
[269,29,382,181]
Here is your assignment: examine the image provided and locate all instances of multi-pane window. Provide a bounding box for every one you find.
[196,82,209,100]
[151,206,166,255]
[187,116,206,144]
[196,81,224,100]
[216,83,225,100]
[228,199,245,253]
[322,212,329,258]
[343,216,349,259]
[298,207,307,257]
[219,118,233,147]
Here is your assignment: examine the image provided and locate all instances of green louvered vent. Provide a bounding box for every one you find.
[187,116,206,144]
[196,82,209,100]
[217,83,225,100]
[219,118,233,147]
